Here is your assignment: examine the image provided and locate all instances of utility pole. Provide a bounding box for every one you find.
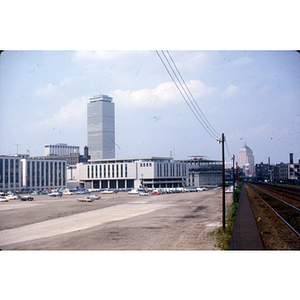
[217,133,226,230]
[232,154,235,190]
[222,133,225,230]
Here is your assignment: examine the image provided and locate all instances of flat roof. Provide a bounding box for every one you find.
[88,156,174,163]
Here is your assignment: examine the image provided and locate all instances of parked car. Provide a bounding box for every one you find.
[19,195,34,201]
[49,192,62,197]
[63,190,74,195]
[128,189,139,194]
[77,197,94,202]
[87,194,101,200]
[0,197,8,202]
[5,194,18,200]
[151,190,160,195]
[139,192,149,196]
[101,189,114,194]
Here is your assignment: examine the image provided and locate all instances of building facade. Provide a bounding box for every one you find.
[0,155,22,192]
[44,143,80,156]
[33,146,90,166]
[181,157,222,186]
[21,158,67,191]
[75,157,188,190]
[237,142,255,176]
[0,155,67,192]
[87,94,115,160]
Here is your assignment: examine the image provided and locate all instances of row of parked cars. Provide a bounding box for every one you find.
[127,187,209,196]
[0,192,34,202]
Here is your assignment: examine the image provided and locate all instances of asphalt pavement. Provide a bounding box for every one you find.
[0,189,232,250]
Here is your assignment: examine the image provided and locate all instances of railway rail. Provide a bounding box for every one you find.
[254,183,300,202]
[247,184,300,238]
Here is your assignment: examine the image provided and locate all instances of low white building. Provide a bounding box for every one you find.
[0,155,67,192]
[0,155,22,192]
[22,158,67,191]
[75,157,188,190]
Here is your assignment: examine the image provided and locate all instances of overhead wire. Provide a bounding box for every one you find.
[165,50,221,140]
[155,50,221,141]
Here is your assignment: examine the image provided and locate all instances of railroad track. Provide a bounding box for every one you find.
[247,184,300,237]
[254,183,300,202]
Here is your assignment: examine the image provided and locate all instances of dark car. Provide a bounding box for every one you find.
[49,192,62,197]
[19,195,34,201]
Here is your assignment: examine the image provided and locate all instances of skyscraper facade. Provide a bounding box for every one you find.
[87,94,115,160]
[237,142,255,176]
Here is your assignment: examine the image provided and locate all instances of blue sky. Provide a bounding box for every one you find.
[1,50,299,164]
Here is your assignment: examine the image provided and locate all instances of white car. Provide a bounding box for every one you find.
[63,190,74,195]
[128,189,139,194]
[100,190,114,194]
[0,197,8,202]
[88,194,101,200]
[5,194,18,200]
[77,197,94,202]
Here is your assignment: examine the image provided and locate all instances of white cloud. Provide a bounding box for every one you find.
[25,96,87,132]
[34,83,59,98]
[113,79,217,108]
[222,85,240,99]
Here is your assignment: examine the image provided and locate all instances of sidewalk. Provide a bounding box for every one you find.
[229,185,265,250]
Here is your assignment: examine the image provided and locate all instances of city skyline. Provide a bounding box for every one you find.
[1,50,299,165]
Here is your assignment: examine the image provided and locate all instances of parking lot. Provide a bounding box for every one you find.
[0,188,232,250]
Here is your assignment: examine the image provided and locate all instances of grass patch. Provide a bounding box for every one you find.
[210,182,243,250]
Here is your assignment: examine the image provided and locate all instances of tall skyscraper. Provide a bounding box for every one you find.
[237,142,255,176]
[87,94,115,160]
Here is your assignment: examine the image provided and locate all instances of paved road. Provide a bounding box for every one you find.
[0,189,232,250]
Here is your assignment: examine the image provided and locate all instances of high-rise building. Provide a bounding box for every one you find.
[87,94,115,160]
[237,142,255,176]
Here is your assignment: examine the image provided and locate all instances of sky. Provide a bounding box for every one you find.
[0,50,300,164]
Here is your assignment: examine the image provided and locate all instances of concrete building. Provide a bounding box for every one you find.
[255,154,300,184]
[21,157,67,191]
[237,142,255,176]
[0,155,22,192]
[87,94,115,160]
[44,143,79,156]
[33,146,90,166]
[255,162,271,182]
[180,157,222,186]
[75,157,188,190]
[0,155,67,192]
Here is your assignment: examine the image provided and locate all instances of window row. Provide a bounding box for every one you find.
[26,161,66,188]
[87,164,128,179]
[156,163,187,177]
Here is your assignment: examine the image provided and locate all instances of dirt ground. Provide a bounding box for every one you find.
[0,189,233,250]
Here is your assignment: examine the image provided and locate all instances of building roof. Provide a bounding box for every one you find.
[88,156,174,164]
[238,142,253,156]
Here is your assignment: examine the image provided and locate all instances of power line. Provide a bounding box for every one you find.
[156,50,220,141]
[165,50,221,139]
